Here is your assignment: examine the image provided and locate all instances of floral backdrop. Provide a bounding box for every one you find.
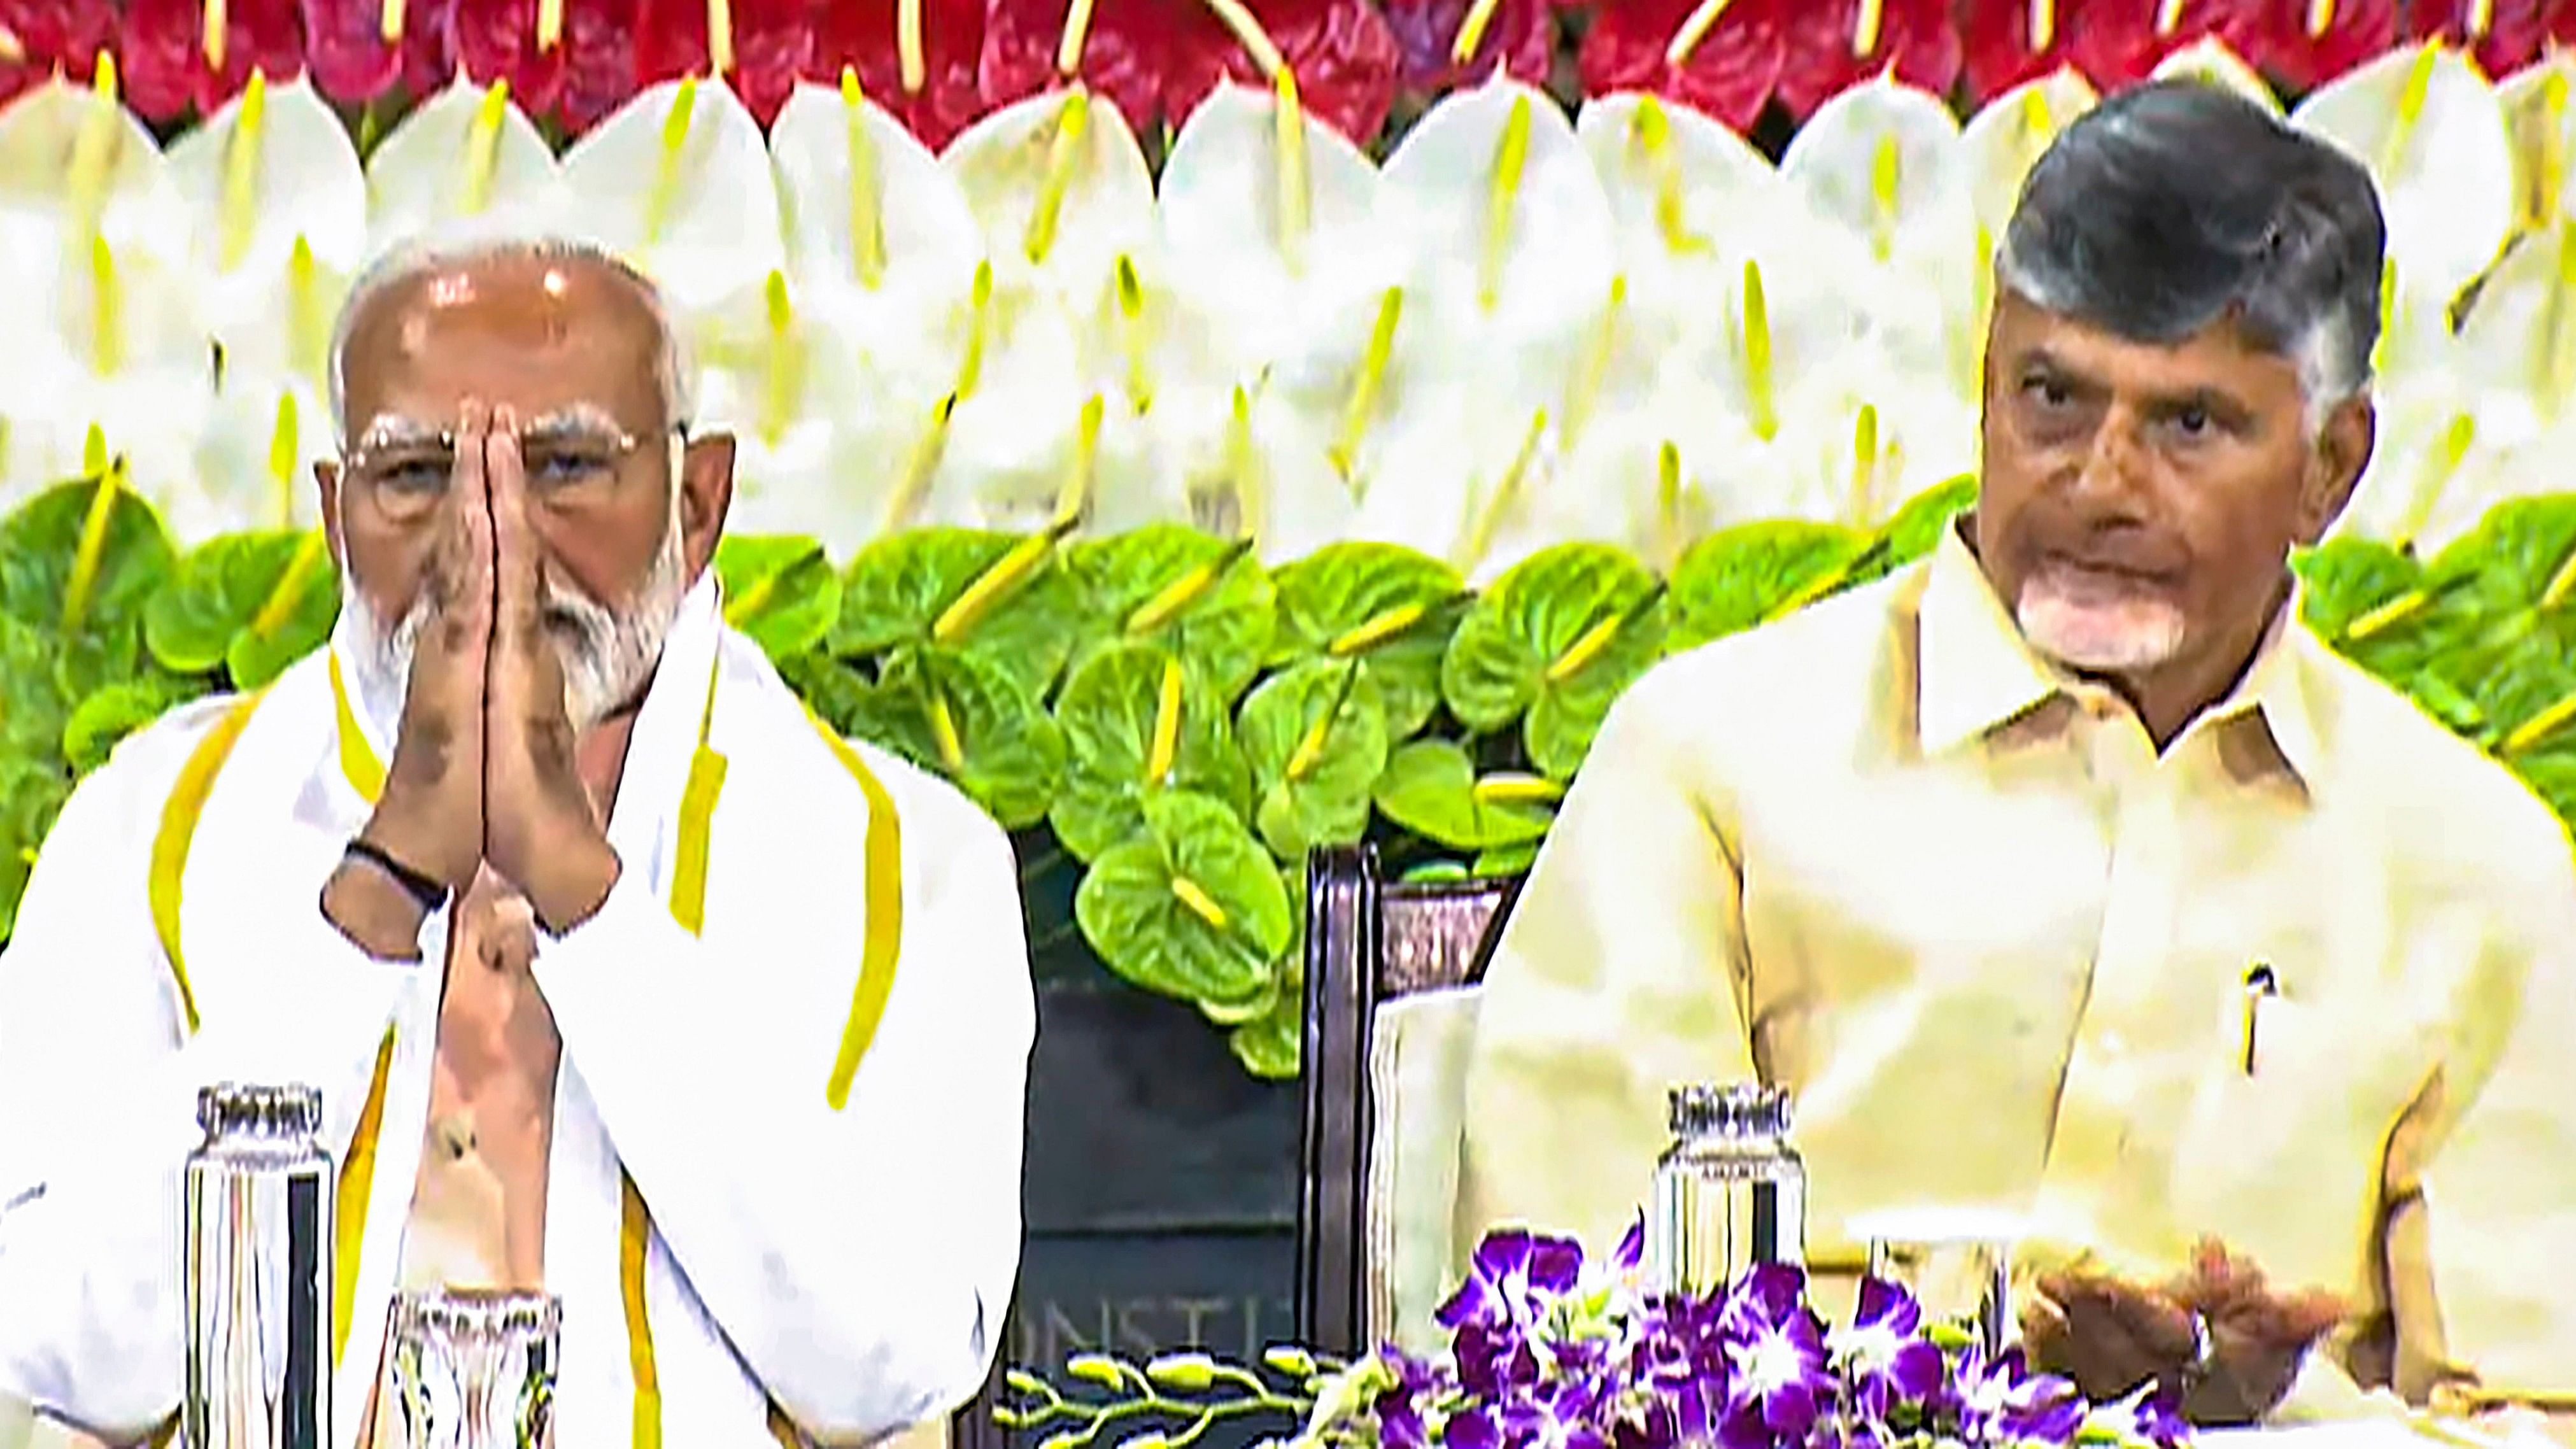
[0,0,2572,1077]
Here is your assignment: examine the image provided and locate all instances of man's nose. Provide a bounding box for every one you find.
[2068,411,2153,513]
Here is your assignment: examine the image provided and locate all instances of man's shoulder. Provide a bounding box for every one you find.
[1619,567,1909,744]
[2298,630,2576,901]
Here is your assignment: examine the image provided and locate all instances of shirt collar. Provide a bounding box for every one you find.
[1913,518,2327,791]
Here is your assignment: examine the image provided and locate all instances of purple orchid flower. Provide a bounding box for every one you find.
[2090,1384,2193,1449]
[1715,1265,1834,1449]
[1439,1229,1587,1334]
[1952,1343,2088,1447]
[1827,1277,1948,1420]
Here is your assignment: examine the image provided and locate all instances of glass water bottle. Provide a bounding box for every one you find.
[388,1289,561,1449]
[184,1082,334,1449]
[1648,1082,1808,1299]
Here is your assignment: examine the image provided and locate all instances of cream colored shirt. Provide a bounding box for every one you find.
[1458,522,2576,1404]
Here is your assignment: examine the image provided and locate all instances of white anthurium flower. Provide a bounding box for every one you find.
[2337,255,2540,553]
[1957,67,2097,239]
[562,75,788,320]
[365,75,565,250]
[1575,91,1784,391]
[1552,367,1775,574]
[2150,37,2280,114]
[768,74,984,365]
[2496,57,2576,234]
[60,372,223,539]
[945,87,1160,325]
[1378,77,1614,424]
[2293,42,2516,315]
[1765,346,1979,530]
[1352,78,1615,581]
[1151,375,1361,565]
[166,74,365,397]
[0,334,83,505]
[193,371,333,532]
[0,60,195,288]
[1159,78,1402,430]
[1779,76,1981,399]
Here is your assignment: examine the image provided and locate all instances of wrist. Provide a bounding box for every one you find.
[523,835,621,935]
[322,859,430,961]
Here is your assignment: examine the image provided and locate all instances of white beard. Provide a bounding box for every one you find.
[341,516,690,747]
[2014,568,2189,674]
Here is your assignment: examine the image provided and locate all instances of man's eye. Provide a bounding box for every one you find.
[528,449,616,484]
[2021,376,2072,409]
[2173,407,2213,437]
[379,460,448,493]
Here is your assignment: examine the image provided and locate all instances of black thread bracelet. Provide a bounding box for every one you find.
[344,838,449,913]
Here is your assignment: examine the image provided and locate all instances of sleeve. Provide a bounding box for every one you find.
[530,777,1035,1446]
[2384,826,2576,1400]
[0,717,438,1442]
[1455,665,1759,1264]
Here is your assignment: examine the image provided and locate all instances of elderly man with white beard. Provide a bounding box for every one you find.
[0,236,1034,1447]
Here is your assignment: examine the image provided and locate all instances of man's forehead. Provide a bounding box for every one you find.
[1993,293,2300,393]
[339,253,667,429]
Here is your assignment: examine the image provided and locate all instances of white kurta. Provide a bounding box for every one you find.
[0,574,1035,1447]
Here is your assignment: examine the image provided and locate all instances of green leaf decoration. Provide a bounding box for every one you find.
[1270,543,1466,740]
[0,758,71,940]
[1073,789,1292,1006]
[842,647,1065,830]
[830,527,1081,699]
[1065,525,1278,704]
[1228,980,1303,1079]
[776,652,875,736]
[145,530,338,684]
[1441,544,1665,779]
[0,616,71,760]
[63,672,204,775]
[1870,473,1979,570]
[1050,642,1250,863]
[1237,661,1389,861]
[1473,839,1541,878]
[716,535,845,662]
[1666,521,1871,655]
[0,472,178,688]
[1372,740,1556,852]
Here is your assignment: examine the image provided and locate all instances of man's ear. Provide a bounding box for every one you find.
[2298,395,2374,545]
[677,433,735,581]
[315,459,344,567]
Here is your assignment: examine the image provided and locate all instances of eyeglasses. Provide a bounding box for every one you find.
[341,421,676,525]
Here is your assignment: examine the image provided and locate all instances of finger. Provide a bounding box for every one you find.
[451,402,496,630]
[486,411,542,639]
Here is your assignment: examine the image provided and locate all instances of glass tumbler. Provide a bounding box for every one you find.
[386,1289,560,1449]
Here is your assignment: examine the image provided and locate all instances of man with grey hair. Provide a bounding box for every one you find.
[1455,80,2576,1425]
[0,236,1034,1446]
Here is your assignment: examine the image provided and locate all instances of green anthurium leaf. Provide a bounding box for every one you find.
[1228,980,1303,1079]
[2296,538,2425,640]
[1049,641,1250,863]
[0,472,179,651]
[845,646,1065,830]
[1666,521,1871,656]
[829,526,1080,698]
[1441,544,1666,779]
[1237,661,1389,861]
[1399,859,1471,884]
[1870,474,1979,570]
[1270,543,1468,740]
[1073,789,1292,1005]
[1473,839,1541,878]
[1066,525,1278,704]
[0,757,72,940]
[2477,637,2576,760]
[1371,740,1556,852]
[716,535,845,662]
[145,530,336,679]
[62,670,206,775]
[0,617,71,759]
[2423,495,2576,616]
[1196,964,1281,1026]
[776,652,874,737]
